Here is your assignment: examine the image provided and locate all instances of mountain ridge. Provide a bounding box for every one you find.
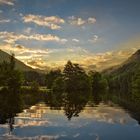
[0,49,37,72]
[103,49,140,75]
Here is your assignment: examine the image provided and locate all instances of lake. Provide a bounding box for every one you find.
[0,101,140,140]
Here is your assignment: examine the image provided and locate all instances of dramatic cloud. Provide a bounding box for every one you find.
[22,14,65,30]
[68,16,96,26]
[0,31,67,43]
[0,43,52,69]
[0,42,136,71]
[0,0,15,6]
[81,48,136,71]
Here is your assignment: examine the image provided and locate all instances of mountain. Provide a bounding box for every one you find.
[103,49,140,92]
[103,49,140,75]
[0,49,35,72]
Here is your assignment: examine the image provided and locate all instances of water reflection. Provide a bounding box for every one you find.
[1,102,140,140]
[0,90,140,139]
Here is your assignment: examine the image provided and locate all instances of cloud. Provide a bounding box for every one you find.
[22,14,65,30]
[0,10,3,13]
[88,17,96,24]
[0,31,67,43]
[0,19,10,23]
[0,42,136,71]
[68,16,85,26]
[0,0,15,6]
[81,48,136,71]
[72,38,79,42]
[68,16,96,26]
[89,35,99,43]
[0,43,52,69]
[24,27,32,34]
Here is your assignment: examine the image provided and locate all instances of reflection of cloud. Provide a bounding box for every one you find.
[15,119,49,127]
[81,103,133,125]
[22,14,65,30]
[1,134,60,140]
[73,133,80,138]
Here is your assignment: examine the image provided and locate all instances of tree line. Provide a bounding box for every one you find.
[0,53,140,122]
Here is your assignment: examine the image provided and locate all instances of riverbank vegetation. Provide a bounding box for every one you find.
[0,52,140,122]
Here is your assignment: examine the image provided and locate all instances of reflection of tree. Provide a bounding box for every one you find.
[46,90,64,110]
[46,90,90,120]
[63,91,90,120]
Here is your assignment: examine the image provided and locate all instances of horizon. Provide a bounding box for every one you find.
[0,0,140,70]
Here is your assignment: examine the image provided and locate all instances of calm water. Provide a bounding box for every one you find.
[0,102,140,140]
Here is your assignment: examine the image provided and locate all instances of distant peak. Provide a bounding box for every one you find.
[135,49,140,55]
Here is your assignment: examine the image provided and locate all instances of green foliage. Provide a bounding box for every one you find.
[89,71,108,92]
[46,69,62,89]
[30,81,39,91]
[52,77,65,92]
[24,71,46,86]
[0,54,23,123]
[63,61,90,92]
[132,69,140,103]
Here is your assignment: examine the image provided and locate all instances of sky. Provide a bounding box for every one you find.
[0,0,140,70]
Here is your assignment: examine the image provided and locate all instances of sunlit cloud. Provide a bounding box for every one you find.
[22,14,65,30]
[0,42,137,71]
[0,0,15,6]
[81,48,136,71]
[0,31,67,43]
[68,16,96,26]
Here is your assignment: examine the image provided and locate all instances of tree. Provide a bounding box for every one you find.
[63,61,90,92]
[132,69,140,103]
[52,77,65,92]
[0,53,23,123]
[46,69,62,89]
[89,71,108,92]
